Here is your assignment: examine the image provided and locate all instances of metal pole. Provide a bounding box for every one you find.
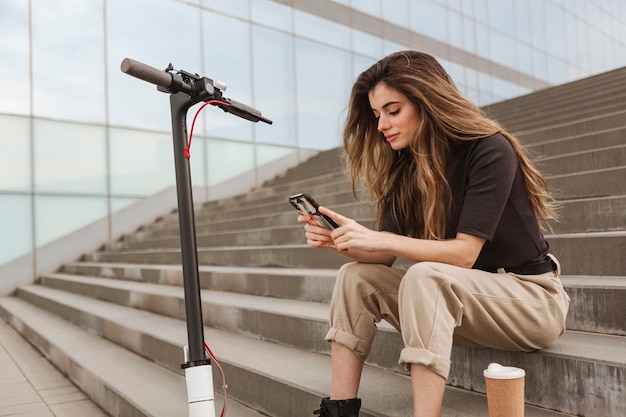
[170,92,206,363]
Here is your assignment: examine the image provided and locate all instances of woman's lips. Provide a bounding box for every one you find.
[386,133,398,142]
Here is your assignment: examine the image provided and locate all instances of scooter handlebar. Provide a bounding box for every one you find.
[121,57,176,90]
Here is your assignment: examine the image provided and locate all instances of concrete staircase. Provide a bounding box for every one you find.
[2,67,625,417]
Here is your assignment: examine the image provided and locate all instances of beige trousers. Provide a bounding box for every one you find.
[324,260,570,379]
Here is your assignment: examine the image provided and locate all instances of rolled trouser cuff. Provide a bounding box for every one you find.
[324,327,371,363]
[399,346,451,379]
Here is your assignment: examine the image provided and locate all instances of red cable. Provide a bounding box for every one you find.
[185,100,230,159]
[205,341,228,417]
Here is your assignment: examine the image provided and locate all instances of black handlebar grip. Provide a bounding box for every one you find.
[226,99,273,124]
[229,99,262,118]
[121,58,173,90]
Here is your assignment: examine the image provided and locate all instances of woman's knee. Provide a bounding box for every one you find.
[336,262,398,294]
[400,262,450,293]
[398,262,465,325]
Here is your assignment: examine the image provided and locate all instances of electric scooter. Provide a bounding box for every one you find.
[121,57,272,417]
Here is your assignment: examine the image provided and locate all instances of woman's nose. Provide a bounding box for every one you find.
[377,116,390,131]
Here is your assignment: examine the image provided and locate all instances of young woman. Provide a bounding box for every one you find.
[297,51,570,417]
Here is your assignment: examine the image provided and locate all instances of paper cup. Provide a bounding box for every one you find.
[483,363,525,417]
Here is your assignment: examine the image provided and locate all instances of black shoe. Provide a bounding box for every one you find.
[313,397,361,417]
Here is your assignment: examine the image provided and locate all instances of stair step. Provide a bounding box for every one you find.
[493,91,626,128]
[484,68,626,119]
[560,275,626,335]
[82,244,347,269]
[86,232,626,276]
[516,110,626,143]
[547,231,626,276]
[535,144,626,175]
[60,262,338,303]
[0,287,579,417]
[497,94,626,132]
[547,166,626,199]
[526,125,626,157]
[550,195,626,234]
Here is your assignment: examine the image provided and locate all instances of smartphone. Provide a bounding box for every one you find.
[288,192,340,230]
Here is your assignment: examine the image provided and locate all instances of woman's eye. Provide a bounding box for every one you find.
[389,109,400,116]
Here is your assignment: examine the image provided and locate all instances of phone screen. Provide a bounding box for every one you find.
[289,192,339,230]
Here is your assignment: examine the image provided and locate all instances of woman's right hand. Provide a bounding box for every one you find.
[297,212,336,249]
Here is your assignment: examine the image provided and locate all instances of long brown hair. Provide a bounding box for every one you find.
[343,50,557,239]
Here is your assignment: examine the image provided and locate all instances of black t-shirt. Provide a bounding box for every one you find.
[380,134,548,271]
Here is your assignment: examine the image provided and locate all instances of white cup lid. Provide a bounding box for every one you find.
[483,362,525,379]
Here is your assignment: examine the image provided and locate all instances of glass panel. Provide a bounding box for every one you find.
[294,11,351,49]
[352,29,383,59]
[489,32,516,65]
[446,62,466,91]
[462,17,476,53]
[533,49,548,80]
[478,72,492,100]
[31,0,105,123]
[491,76,523,101]
[447,0,462,11]
[0,1,29,115]
[206,140,254,185]
[381,0,410,29]
[513,1,532,44]
[0,195,32,264]
[565,12,579,67]
[576,19,590,71]
[410,0,448,42]
[35,195,107,246]
[256,144,295,167]
[109,128,175,196]
[475,23,490,59]
[189,134,207,186]
[202,0,249,19]
[465,67,478,91]
[353,55,377,80]
[0,115,30,192]
[529,0,546,49]
[201,11,253,141]
[473,0,489,24]
[111,197,140,212]
[545,2,566,60]
[251,0,292,32]
[567,64,584,82]
[588,27,605,73]
[461,0,473,15]
[547,56,568,85]
[34,120,107,194]
[516,42,535,76]
[252,26,297,146]
[486,0,515,36]
[448,10,463,49]
[383,40,410,56]
[107,0,201,131]
[295,39,352,150]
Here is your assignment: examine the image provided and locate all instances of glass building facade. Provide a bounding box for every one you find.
[1,0,625,266]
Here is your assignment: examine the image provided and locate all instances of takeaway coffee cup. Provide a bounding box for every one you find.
[483,362,526,417]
